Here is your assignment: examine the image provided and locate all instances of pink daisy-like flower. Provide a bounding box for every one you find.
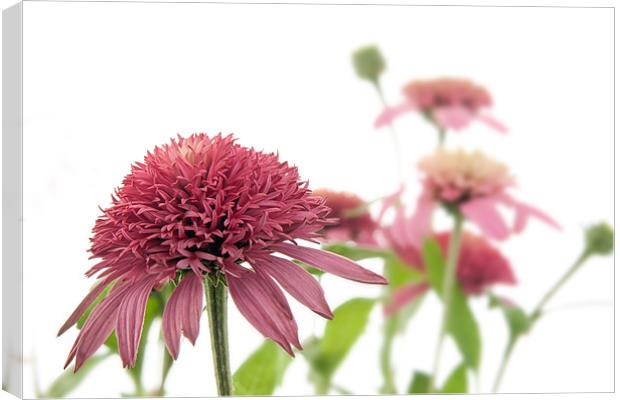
[375,77,507,133]
[382,224,516,315]
[58,133,386,371]
[408,149,560,243]
[313,188,378,246]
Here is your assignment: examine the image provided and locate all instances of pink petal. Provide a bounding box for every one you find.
[377,184,405,223]
[162,272,204,360]
[384,282,429,316]
[226,267,300,355]
[476,112,508,133]
[270,243,387,284]
[251,254,333,319]
[433,105,475,131]
[374,100,417,128]
[116,276,158,368]
[408,190,436,247]
[460,197,510,241]
[57,273,118,337]
[66,282,132,371]
[496,193,561,233]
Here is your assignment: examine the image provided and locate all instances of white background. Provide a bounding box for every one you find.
[3,0,617,398]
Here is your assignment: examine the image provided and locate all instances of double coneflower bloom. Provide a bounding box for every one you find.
[375,77,507,133]
[58,133,386,371]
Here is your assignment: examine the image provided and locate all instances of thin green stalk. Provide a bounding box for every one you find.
[155,349,174,396]
[430,213,464,391]
[491,250,592,392]
[379,316,398,394]
[437,127,446,148]
[205,276,232,396]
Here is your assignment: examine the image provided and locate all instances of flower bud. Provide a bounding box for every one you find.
[585,222,614,255]
[352,45,385,84]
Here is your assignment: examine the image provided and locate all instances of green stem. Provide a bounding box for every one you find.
[530,251,591,322]
[437,126,446,148]
[155,348,174,396]
[205,276,232,396]
[379,317,398,394]
[491,250,591,392]
[430,213,464,391]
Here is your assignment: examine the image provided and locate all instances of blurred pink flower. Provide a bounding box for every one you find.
[383,220,516,314]
[58,133,386,371]
[313,188,378,245]
[436,231,516,295]
[410,149,560,242]
[375,77,507,133]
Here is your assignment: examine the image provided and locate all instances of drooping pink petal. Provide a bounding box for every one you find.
[226,267,300,355]
[408,189,436,247]
[374,100,417,128]
[384,282,429,316]
[57,273,118,337]
[251,254,333,319]
[116,276,159,368]
[377,184,405,224]
[476,112,508,133]
[66,282,132,371]
[162,272,204,360]
[270,243,387,284]
[433,105,475,131]
[460,197,510,241]
[495,193,561,233]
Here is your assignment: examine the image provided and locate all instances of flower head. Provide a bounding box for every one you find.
[313,188,378,245]
[58,133,386,371]
[436,231,516,295]
[382,221,516,314]
[375,77,506,133]
[410,149,560,242]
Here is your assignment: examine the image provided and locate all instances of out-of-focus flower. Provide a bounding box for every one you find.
[585,223,614,255]
[375,77,507,133]
[58,133,386,371]
[436,231,516,295]
[352,45,386,85]
[409,149,560,242]
[313,188,378,246]
[382,219,516,314]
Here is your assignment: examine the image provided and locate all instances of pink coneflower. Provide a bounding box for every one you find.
[313,188,378,246]
[375,77,507,133]
[383,226,516,314]
[409,149,560,243]
[58,133,386,372]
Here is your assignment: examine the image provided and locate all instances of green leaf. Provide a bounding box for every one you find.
[441,363,468,393]
[383,254,423,292]
[423,238,482,371]
[489,294,530,339]
[407,371,431,394]
[304,298,375,393]
[322,243,391,261]
[232,340,293,395]
[43,353,111,397]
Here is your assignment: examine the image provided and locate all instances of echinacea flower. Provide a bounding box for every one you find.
[313,188,378,246]
[375,77,507,133]
[58,133,386,371]
[408,149,560,243]
[382,224,516,315]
